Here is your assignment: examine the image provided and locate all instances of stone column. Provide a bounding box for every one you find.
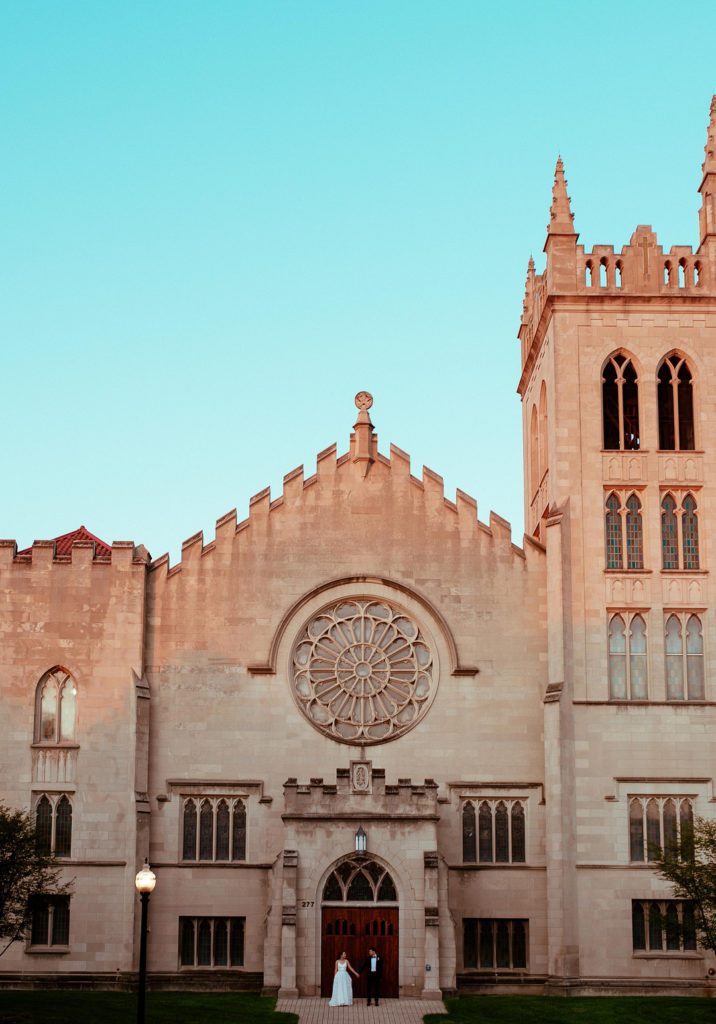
[278,850,299,998]
[421,851,442,999]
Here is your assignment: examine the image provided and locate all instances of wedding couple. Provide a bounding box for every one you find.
[329,947,383,1006]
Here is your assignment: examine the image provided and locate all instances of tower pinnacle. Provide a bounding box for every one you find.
[702,94,716,176]
[547,157,576,236]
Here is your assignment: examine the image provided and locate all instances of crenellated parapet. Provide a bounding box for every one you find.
[519,98,716,395]
[0,530,150,569]
[148,392,536,582]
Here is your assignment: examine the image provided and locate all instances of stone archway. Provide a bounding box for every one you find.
[319,854,399,998]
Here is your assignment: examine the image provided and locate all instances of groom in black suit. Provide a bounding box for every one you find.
[360,947,383,1005]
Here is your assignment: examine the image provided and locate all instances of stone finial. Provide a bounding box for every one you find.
[352,391,375,477]
[547,156,576,235]
[523,256,535,319]
[703,94,716,175]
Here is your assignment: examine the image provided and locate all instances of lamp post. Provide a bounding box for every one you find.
[135,858,156,1024]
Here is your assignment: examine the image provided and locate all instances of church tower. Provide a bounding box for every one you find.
[518,97,716,991]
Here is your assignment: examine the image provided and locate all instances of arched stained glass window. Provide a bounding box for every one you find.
[182,800,197,861]
[511,803,525,863]
[661,495,678,569]
[35,668,77,745]
[665,904,680,950]
[36,796,52,856]
[646,799,661,859]
[462,802,476,864]
[479,802,492,863]
[603,353,640,450]
[199,800,213,861]
[658,356,695,450]
[55,796,72,858]
[649,903,663,950]
[608,615,627,699]
[663,799,677,852]
[214,919,228,966]
[682,494,699,570]
[321,857,398,903]
[632,902,646,950]
[347,871,373,901]
[686,616,704,700]
[665,615,683,700]
[629,615,648,699]
[215,800,229,861]
[495,802,509,863]
[681,801,695,861]
[629,799,644,862]
[232,801,246,861]
[605,493,622,569]
[625,494,644,570]
[197,919,212,966]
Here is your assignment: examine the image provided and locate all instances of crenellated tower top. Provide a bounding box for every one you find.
[518,97,716,396]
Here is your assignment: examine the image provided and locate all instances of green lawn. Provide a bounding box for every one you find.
[0,992,298,1024]
[426,995,716,1024]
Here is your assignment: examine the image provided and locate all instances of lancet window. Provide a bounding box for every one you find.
[34,667,77,744]
[602,353,640,450]
[661,492,700,570]
[462,800,525,864]
[322,856,397,903]
[608,613,648,700]
[664,614,705,700]
[629,797,694,862]
[605,492,644,570]
[35,794,72,858]
[658,355,695,450]
[182,798,246,862]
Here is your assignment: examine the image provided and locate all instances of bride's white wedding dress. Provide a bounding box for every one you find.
[329,960,353,1006]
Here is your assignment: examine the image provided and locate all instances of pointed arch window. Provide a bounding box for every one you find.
[181,797,247,862]
[34,667,77,744]
[658,356,695,450]
[605,492,644,570]
[462,801,476,863]
[603,353,640,450]
[530,404,539,497]
[665,613,705,700]
[470,800,527,863]
[661,492,700,570]
[35,794,72,858]
[321,856,397,903]
[629,797,693,862]
[608,613,648,700]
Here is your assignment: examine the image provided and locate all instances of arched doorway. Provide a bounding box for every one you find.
[320,855,399,998]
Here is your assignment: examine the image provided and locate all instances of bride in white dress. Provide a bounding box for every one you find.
[329,950,359,1006]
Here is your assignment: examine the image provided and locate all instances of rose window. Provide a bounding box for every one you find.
[291,600,434,743]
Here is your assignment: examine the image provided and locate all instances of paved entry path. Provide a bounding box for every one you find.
[275,997,447,1024]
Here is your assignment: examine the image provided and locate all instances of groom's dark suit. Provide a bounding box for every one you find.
[359,952,383,1005]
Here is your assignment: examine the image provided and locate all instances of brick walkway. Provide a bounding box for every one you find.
[275,997,447,1023]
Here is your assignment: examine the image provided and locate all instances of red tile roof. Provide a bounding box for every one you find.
[18,526,112,557]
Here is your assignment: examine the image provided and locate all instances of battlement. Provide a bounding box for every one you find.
[519,98,716,391]
[149,393,534,581]
[0,530,150,569]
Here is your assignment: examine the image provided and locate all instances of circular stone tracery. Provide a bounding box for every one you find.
[291,600,435,744]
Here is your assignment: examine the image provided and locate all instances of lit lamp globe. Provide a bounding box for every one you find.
[135,860,156,894]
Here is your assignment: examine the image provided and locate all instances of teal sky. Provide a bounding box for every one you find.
[2,2,714,562]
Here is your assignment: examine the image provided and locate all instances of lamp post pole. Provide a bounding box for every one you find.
[135,859,156,1024]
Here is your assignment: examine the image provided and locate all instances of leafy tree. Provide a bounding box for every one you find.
[651,816,716,956]
[0,802,71,957]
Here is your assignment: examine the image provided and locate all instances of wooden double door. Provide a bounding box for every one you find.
[320,906,399,998]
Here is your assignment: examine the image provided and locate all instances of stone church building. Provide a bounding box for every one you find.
[3,98,716,998]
